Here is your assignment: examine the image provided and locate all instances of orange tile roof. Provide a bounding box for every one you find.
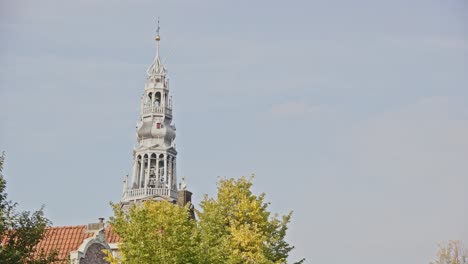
[105,225,121,244]
[34,225,121,261]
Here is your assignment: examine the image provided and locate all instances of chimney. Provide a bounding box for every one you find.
[177,190,192,207]
[178,190,195,219]
[86,218,105,233]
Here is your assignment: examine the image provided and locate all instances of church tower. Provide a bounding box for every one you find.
[121,25,189,208]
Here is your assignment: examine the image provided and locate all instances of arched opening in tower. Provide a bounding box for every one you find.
[155,92,161,108]
[141,154,149,188]
[149,153,157,188]
[146,93,152,108]
[158,154,165,187]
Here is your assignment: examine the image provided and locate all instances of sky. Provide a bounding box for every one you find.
[0,0,467,263]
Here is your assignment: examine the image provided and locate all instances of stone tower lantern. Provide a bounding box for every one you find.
[121,24,191,209]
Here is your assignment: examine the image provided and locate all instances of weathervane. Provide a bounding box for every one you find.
[155,17,161,41]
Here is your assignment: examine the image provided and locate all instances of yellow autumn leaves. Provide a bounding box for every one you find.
[106,176,304,264]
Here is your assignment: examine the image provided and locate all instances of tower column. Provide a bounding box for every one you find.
[164,155,168,185]
[140,96,144,116]
[168,156,172,191]
[131,157,138,188]
[156,154,160,184]
[139,156,145,188]
[145,153,151,188]
[173,158,177,190]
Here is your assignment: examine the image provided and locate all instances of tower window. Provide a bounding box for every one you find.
[156,123,161,129]
[155,92,161,107]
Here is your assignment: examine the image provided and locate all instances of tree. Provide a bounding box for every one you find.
[430,241,467,264]
[0,152,58,264]
[197,176,304,264]
[106,200,199,264]
[108,176,304,264]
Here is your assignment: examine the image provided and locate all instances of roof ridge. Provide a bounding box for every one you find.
[46,225,86,229]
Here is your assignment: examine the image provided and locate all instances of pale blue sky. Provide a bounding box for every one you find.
[1,0,467,263]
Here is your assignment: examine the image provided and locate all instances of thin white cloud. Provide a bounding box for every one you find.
[424,37,468,49]
[383,35,468,50]
[350,96,468,171]
[266,101,334,120]
[313,96,468,264]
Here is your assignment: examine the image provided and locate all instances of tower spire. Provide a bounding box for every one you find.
[146,18,166,78]
[155,17,161,56]
[121,26,179,207]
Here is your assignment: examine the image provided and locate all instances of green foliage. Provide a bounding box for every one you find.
[198,176,304,264]
[110,175,304,264]
[107,200,198,264]
[0,152,58,264]
[430,241,467,264]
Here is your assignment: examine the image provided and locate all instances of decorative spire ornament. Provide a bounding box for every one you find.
[146,17,166,77]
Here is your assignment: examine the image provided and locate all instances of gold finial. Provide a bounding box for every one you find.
[155,17,161,42]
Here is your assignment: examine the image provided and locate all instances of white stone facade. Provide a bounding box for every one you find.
[70,228,112,264]
[121,33,178,204]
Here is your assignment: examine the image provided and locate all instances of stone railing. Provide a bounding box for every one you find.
[142,107,172,116]
[122,187,178,201]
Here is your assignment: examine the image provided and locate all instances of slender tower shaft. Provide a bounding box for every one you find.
[121,25,179,206]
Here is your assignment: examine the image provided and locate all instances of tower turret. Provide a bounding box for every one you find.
[121,25,179,205]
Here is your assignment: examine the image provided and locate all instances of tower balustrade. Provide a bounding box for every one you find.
[142,106,173,116]
[122,187,178,202]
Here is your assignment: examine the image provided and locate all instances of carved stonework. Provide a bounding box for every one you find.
[121,33,181,205]
[79,243,108,264]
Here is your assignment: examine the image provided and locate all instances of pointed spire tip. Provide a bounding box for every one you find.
[155,17,161,42]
